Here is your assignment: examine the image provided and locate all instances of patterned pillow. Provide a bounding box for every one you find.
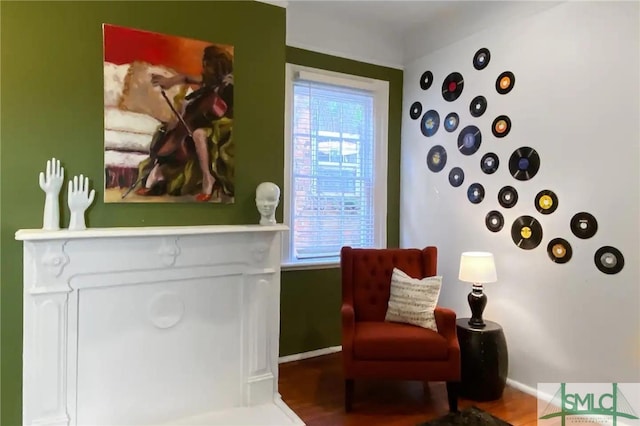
[384,267,442,331]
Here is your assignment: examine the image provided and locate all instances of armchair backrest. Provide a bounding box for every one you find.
[340,246,438,322]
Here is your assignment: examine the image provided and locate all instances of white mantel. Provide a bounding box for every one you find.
[16,224,304,426]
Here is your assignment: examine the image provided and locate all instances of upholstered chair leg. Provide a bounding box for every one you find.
[345,379,354,412]
[446,381,459,413]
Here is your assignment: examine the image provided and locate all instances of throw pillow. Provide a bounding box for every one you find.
[385,267,442,331]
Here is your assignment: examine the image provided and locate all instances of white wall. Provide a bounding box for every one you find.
[401,1,639,388]
[402,1,561,64]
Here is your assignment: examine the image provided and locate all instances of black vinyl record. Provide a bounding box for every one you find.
[457,125,482,155]
[485,210,504,232]
[420,70,434,90]
[594,246,624,274]
[444,112,460,132]
[481,153,499,174]
[492,115,511,138]
[496,71,515,94]
[570,212,598,239]
[511,215,543,250]
[473,48,491,70]
[498,185,518,208]
[421,109,440,137]
[470,96,487,117]
[467,183,485,204]
[409,102,422,120]
[442,72,464,102]
[427,145,447,172]
[547,238,572,264]
[448,167,465,187]
[535,190,558,215]
[509,147,540,181]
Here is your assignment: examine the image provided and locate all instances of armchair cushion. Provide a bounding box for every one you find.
[354,321,449,361]
[385,268,442,331]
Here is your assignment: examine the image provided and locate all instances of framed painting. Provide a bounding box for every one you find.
[102,24,234,203]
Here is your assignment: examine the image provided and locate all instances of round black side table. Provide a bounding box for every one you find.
[456,318,508,401]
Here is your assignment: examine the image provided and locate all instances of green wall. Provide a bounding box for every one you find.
[0,2,285,425]
[0,4,402,424]
[279,48,403,356]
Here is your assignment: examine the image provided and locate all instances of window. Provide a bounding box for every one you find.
[283,64,388,269]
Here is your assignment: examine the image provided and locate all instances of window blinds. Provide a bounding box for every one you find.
[291,78,376,261]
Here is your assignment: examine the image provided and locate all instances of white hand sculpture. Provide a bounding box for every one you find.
[67,174,95,231]
[38,157,64,230]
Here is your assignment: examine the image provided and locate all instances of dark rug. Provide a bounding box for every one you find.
[417,406,513,426]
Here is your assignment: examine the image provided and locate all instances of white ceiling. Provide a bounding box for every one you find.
[288,1,457,32]
[278,0,563,68]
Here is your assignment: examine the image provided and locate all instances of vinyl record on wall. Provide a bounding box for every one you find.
[442,72,464,102]
[485,210,504,232]
[457,125,482,155]
[570,212,598,239]
[420,70,434,90]
[496,71,515,94]
[594,246,624,274]
[449,167,465,187]
[427,145,447,172]
[509,147,540,180]
[473,48,491,70]
[481,153,499,174]
[547,238,572,264]
[421,110,440,137]
[498,185,518,208]
[469,96,487,117]
[410,102,422,120]
[467,183,485,204]
[492,115,511,138]
[444,112,460,132]
[535,190,558,215]
[511,215,543,250]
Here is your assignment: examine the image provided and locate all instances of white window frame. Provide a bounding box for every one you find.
[282,63,389,270]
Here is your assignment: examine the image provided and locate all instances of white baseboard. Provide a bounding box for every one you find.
[506,378,540,398]
[278,345,342,364]
[507,378,557,403]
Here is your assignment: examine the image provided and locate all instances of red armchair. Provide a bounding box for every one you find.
[340,246,460,412]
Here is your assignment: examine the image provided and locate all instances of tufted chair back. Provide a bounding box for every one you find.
[341,246,438,322]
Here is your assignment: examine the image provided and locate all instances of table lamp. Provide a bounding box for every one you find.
[458,252,497,329]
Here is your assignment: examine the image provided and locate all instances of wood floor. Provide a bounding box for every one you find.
[278,352,539,426]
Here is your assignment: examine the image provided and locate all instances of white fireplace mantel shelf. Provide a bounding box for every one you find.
[15,223,289,241]
[17,224,304,426]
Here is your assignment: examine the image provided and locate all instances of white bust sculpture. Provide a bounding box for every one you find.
[256,182,280,225]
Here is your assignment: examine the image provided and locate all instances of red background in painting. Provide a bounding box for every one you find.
[102,24,233,77]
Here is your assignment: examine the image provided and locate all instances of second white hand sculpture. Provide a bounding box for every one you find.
[67,174,95,231]
[39,157,65,231]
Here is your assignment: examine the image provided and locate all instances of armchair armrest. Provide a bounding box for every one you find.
[341,303,354,323]
[341,304,355,370]
[434,306,459,349]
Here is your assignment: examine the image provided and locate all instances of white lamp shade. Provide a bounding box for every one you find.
[459,252,497,283]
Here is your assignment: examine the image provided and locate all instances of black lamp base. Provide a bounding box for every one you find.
[468,283,487,329]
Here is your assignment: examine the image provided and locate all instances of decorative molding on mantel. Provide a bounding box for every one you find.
[17,224,302,426]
